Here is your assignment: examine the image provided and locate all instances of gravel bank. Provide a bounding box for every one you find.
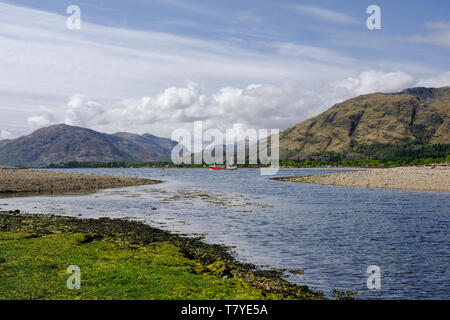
[0,168,161,194]
[273,165,450,192]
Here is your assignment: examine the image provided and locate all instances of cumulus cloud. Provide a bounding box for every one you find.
[64,94,105,126]
[3,4,449,139]
[27,107,56,129]
[0,130,12,139]
[327,70,415,96]
[2,3,448,138]
[416,71,450,87]
[26,70,434,138]
[0,2,375,137]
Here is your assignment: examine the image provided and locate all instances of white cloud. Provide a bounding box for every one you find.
[416,71,450,87]
[64,94,104,126]
[0,2,374,137]
[271,42,356,65]
[27,107,56,129]
[1,3,448,139]
[288,4,358,25]
[26,70,430,138]
[328,70,415,96]
[407,21,450,49]
[27,115,55,129]
[0,130,12,139]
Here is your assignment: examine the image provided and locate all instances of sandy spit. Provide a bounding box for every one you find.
[273,164,450,192]
[0,168,161,194]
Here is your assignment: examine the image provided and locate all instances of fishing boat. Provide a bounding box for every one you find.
[209,165,237,171]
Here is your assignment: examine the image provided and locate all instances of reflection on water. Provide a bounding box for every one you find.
[2,168,449,299]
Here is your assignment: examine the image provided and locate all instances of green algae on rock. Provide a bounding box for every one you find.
[0,211,323,300]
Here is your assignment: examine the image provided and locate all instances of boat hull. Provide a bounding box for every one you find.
[209,166,237,171]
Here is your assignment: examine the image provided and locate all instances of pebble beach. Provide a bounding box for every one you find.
[273,165,450,192]
[0,168,160,194]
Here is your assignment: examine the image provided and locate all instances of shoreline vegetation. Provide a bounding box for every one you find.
[43,157,450,169]
[273,164,450,193]
[0,212,323,300]
[0,169,324,300]
[37,142,450,169]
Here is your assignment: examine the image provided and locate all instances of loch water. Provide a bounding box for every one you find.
[2,168,449,299]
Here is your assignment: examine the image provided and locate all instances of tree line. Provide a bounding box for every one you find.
[47,143,450,169]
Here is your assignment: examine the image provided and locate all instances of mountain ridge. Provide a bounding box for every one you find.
[1,86,449,166]
[279,86,450,160]
[0,124,175,167]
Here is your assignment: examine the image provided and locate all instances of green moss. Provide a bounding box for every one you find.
[0,212,323,300]
[206,260,231,277]
[0,232,276,299]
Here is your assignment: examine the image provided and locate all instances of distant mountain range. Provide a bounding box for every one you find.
[0,87,448,167]
[279,86,450,159]
[0,124,177,167]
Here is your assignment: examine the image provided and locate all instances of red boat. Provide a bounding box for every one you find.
[209,165,237,171]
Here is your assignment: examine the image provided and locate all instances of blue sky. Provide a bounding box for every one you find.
[0,0,449,138]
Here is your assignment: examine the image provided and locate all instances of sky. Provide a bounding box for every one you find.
[0,0,449,139]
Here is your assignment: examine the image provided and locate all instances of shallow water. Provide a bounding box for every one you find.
[2,168,449,299]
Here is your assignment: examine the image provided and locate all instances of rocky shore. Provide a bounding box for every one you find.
[273,164,450,192]
[0,168,160,194]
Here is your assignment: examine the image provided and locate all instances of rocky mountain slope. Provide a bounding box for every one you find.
[279,87,450,159]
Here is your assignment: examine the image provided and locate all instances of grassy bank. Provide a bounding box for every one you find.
[0,211,323,300]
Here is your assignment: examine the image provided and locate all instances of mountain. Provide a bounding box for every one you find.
[0,140,12,148]
[141,133,178,151]
[112,132,177,161]
[1,87,448,166]
[0,124,175,167]
[279,87,450,159]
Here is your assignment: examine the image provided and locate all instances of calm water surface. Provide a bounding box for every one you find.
[2,168,449,299]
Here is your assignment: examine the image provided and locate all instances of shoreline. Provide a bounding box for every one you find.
[272,164,450,192]
[34,166,362,170]
[0,168,324,299]
[0,211,323,300]
[0,168,161,195]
